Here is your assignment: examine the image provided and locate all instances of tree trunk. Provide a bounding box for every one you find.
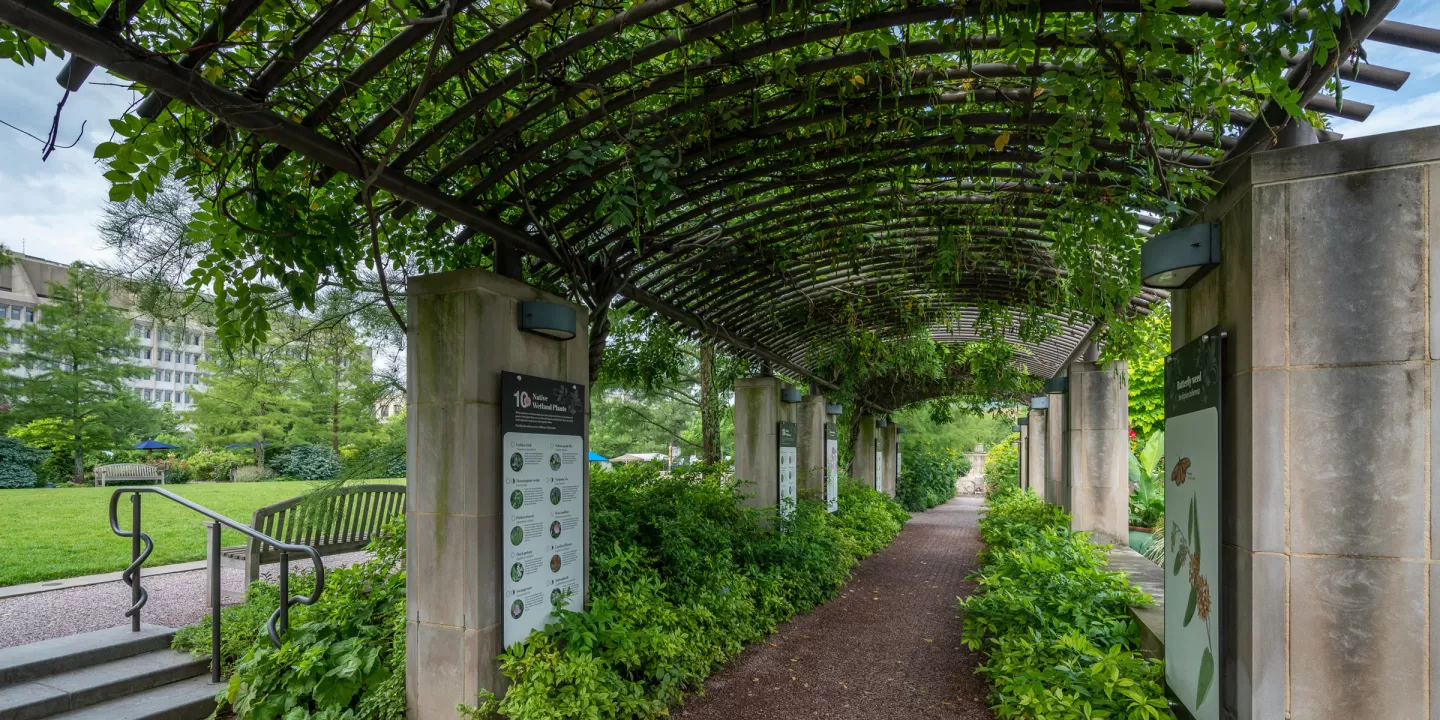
[256,432,266,468]
[699,340,720,464]
[75,431,86,486]
[331,402,340,453]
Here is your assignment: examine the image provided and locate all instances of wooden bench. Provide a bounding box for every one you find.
[221,484,406,588]
[94,463,165,486]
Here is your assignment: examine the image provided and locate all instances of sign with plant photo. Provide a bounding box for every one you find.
[824,423,839,513]
[501,372,587,649]
[1164,330,1223,720]
[778,421,797,520]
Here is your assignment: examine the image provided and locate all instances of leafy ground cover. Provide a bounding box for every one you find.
[178,461,909,719]
[959,484,1171,719]
[895,439,967,512]
[0,480,402,586]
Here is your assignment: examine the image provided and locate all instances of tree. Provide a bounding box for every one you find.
[289,318,386,453]
[188,343,301,467]
[1125,304,1171,441]
[10,265,158,483]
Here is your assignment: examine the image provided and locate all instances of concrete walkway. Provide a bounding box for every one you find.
[674,495,995,720]
[0,553,368,649]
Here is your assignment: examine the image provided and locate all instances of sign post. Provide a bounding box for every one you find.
[1164,330,1223,720]
[824,423,838,513]
[873,438,883,492]
[778,421,797,520]
[501,372,587,648]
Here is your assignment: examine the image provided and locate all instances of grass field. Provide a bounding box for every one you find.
[0,481,404,587]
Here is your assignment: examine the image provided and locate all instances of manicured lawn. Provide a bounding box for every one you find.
[0,481,404,587]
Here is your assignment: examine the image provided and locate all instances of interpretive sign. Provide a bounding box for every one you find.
[874,438,883,492]
[895,442,902,479]
[778,421,797,519]
[501,372,587,648]
[1164,330,1223,720]
[824,423,838,513]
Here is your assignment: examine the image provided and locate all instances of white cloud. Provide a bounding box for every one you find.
[1332,90,1440,138]
[0,57,138,266]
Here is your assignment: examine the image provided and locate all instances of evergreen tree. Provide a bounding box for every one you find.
[289,321,384,453]
[11,265,156,483]
[188,344,300,467]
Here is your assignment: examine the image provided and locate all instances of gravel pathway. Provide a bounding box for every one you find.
[674,495,995,720]
[0,552,370,648]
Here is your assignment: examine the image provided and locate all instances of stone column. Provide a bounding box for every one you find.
[733,376,785,511]
[1065,360,1128,546]
[1170,125,1440,719]
[1026,401,1048,503]
[1045,386,1067,508]
[880,424,899,498]
[850,414,879,490]
[406,268,589,718]
[795,394,828,497]
[1016,420,1029,492]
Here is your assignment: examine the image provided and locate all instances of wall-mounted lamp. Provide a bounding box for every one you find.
[1017,418,1029,427]
[1011,425,1021,432]
[876,417,889,428]
[1043,377,1068,394]
[780,388,802,403]
[896,426,904,435]
[518,301,577,340]
[825,403,843,416]
[1141,223,1221,289]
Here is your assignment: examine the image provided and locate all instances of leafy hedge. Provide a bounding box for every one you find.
[958,485,1171,719]
[275,444,342,481]
[984,432,1020,498]
[895,439,967,512]
[463,462,909,719]
[0,437,47,489]
[176,462,907,719]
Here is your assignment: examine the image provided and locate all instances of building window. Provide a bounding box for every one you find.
[144,326,152,339]
[25,308,34,323]
[182,372,190,384]
[8,306,18,321]
[143,389,152,400]
[143,348,151,360]
[163,391,172,402]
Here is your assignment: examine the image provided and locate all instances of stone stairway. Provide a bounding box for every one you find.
[0,625,220,720]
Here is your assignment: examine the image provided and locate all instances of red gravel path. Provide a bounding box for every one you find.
[674,495,995,720]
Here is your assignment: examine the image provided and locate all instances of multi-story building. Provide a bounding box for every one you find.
[0,254,214,409]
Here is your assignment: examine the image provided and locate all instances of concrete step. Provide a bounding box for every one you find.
[43,676,220,720]
[0,650,210,720]
[0,626,175,687]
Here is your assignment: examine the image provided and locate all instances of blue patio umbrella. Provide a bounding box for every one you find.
[134,440,179,450]
[588,450,608,462]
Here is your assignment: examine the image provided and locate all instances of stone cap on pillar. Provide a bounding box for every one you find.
[1030,397,1049,409]
[1043,376,1068,394]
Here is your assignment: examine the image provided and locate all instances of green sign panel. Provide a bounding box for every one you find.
[1164,330,1222,720]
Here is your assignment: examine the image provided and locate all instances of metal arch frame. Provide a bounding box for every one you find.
[5,0,1434,397]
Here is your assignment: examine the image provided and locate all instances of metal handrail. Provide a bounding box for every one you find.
[108,487,327,678]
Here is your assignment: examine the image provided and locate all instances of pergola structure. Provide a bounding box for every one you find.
[2,0,1438,405]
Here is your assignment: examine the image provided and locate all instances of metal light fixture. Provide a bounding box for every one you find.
[780,388,802,403]
[1141,222,1221,289]
[518,301,577,340]
[876,417,889,428]
[1043,377,1068,394]
[896,426,904,435]
[825,403,843,415]
[1011,425,1021,432]
[1030,397,1049,410]
[1017,418,1029,427]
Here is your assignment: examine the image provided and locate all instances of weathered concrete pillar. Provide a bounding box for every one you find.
[1065,360,1128,546]
[406,268,589,718]
[795,394,828,497]
[1044,382,1067,508]
[850,413,880,491]
[1171,125,1440,719]
[1026,400,1048,503]
[733,377,799,511]
[879,423,899,498]
[1016,419,1029,492]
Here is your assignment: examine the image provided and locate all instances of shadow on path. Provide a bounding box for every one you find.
[676,495,995,719]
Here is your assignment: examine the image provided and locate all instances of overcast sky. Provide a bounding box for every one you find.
[1,1,1438,267]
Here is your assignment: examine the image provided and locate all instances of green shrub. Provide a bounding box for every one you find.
[959,490,1171,719]
[187,449,248,483]
[983,432,1020,499]
[176,518,406,719]
[895,440,967,512]
[234,465,277,482]
[0,438,47,489]
[149,457,192,484]
[276,444,341,481]
[461,463,908,719]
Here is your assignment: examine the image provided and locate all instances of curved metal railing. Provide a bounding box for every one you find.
[108,487,326,663]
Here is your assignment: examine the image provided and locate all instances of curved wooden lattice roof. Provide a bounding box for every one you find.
[2,0,1437,398]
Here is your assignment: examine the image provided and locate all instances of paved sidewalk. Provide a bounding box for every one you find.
[674,496,995,720]
[0,552,368,648]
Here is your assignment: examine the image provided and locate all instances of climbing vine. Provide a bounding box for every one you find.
[1,0,1368,396]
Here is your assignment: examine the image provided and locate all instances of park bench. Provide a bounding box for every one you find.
[220,483,406,591]
[94,463,165,486]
